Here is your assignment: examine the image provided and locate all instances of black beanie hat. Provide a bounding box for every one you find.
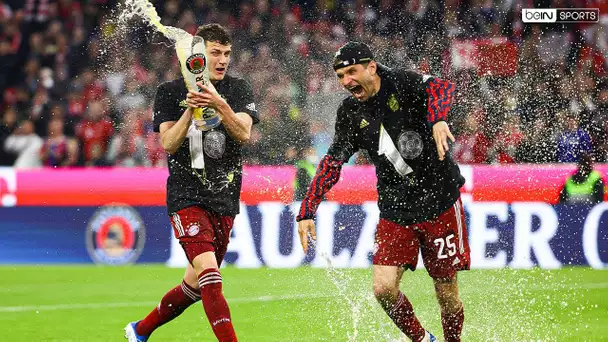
[333,41,374,71]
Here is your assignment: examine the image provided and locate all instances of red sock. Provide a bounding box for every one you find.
[441,306,464,342]
[198,268,237,342]
[386,292,426,342]
[136,280,200,336]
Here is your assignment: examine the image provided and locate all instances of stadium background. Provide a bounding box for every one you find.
[0,0,607,341]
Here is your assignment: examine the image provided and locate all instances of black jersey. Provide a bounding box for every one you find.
[153,75,259,216]
[298,65,464,225]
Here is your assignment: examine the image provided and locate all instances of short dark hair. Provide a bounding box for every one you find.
[195,24,232,46]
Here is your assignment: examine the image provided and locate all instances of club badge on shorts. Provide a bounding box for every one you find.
[187,223,200,236]
[398,131,424,159]
[85,204,146,265]
[204,131,226,159]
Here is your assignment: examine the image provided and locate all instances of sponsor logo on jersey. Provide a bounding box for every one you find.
[85,204,146,265]
[246,103,256,112]
[359,119,369,129]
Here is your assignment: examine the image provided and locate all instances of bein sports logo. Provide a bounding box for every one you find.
[0,168,17,207]
[85,204,146,265]
[522,8,599,23]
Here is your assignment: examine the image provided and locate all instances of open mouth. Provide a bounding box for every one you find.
[347,84,364,98]
[216,67,226,73]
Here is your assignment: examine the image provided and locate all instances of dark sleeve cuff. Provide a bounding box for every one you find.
[296,213,313,222]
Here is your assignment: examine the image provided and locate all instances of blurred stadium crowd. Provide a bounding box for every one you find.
[0,0,607,168]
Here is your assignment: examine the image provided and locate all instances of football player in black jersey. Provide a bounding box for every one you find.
[125,24,258,342]
[297,42,469,342]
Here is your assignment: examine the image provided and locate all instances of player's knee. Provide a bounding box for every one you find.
[373,281,399,306]
[433,277,462,313]
[191,251,219,275]
[436,290,462,313]
[183,277,200,290]
[441,299,463,315]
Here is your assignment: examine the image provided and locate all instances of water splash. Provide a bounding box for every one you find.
[315,243,398,342]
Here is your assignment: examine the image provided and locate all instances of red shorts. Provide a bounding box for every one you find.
[170,206,234,265]
[372,198,470,279]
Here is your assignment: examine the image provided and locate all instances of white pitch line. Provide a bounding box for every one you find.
[506,282,608,292]
[567,282,608,290]
[1,282,606,314]
[0,293,331,313]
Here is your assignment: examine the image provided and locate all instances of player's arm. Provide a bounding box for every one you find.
[153,82,192,154]
[159,108,193,154]
[296,155,346,220]
[214,102,252,144]
[427,75,456,161]
[153,83,192,154]
[296,104,357,252]
[296,154,345,252]
[407,71,456,160]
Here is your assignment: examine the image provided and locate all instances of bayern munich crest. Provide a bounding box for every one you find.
[398,130,424,159]
[85,204,146,265]
[187,223,200,236]
[186,53,206,74]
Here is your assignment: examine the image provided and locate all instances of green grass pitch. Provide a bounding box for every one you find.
[0,266,606,341]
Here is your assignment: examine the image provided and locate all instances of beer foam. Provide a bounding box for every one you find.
[120,0,191,42]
